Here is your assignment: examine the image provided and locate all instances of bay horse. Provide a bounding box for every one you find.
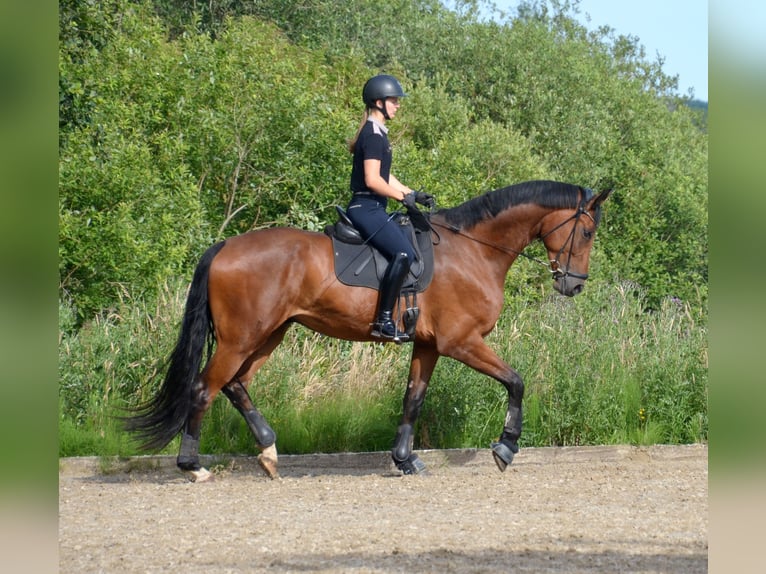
[125,180,612,481]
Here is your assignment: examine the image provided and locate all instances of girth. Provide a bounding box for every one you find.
[324,206,435,292]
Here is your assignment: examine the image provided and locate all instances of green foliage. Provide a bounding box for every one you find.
[59,4,363,317]
[204,393,400,455]
[59,0,707,318]
[59,2,212,319]
[59,0,122,133]
[178,18,361,234]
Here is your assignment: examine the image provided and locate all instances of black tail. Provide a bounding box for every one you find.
[124,241,227,451]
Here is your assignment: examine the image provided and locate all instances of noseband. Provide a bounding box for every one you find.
[539,196,596,281]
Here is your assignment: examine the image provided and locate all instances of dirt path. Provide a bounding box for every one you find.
[59,444,707,573]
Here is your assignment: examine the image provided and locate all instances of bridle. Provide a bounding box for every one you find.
[539,197,596,280]
[428,196,596,281]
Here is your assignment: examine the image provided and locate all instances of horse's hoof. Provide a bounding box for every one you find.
[258,444,279,479]
[490,441,517,472]
[189,467,213,482]
[395,454,427,475]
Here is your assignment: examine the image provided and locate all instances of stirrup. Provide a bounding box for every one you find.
[371,320,410,343]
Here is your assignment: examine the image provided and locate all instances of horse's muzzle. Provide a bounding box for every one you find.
[553,274,586,297]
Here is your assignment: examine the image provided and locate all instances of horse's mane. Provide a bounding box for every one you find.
[438,180,595,230]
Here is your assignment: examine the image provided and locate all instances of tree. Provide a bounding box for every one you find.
[59,2,210,319]
[59,0,707,319]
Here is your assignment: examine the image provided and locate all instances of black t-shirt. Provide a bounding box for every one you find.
[350,118,392,196]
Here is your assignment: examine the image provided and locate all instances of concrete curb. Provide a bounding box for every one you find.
[59,443,707,478]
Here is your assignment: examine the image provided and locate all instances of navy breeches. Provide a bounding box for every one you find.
[346,196,416,261]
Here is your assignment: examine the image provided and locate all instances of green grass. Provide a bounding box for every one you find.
[58,278,707,457]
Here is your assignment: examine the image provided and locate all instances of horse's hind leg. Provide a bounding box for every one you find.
[177,374,214,482]
[178,324,290,481]
[176,346,255,481]
[221,323,291,479]
[221,381,278,479]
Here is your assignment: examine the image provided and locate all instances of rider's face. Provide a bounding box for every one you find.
[383,97,401,118]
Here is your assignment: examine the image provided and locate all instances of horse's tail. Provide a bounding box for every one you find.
[124,241,227,451]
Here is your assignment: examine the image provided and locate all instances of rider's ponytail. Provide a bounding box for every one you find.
[347,110,369,154]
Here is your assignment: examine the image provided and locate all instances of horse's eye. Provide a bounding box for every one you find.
[583,229,593,240]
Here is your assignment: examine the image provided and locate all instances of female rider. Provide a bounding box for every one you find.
[346,74,434,342]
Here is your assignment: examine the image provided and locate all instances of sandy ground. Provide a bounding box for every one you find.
[59,444,707,573]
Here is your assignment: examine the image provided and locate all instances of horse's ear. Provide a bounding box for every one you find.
[590,188,613,209]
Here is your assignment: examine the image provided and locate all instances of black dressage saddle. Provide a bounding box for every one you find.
[324,206,435,294]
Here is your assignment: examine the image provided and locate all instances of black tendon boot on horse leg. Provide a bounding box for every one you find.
[221,381,279,478]
[177,379,212,482]
[391,366,432,475]
[491,371,524,472]
[392,423,427,474]
[371,251,411,342]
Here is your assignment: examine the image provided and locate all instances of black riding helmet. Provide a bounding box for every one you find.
[362,74,406,119]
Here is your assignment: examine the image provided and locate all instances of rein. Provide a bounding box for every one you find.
[430,197,596,280]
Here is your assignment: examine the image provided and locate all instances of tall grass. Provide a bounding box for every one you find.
[58,278,707,457]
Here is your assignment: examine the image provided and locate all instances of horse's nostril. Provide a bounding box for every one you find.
[572,284,584,296]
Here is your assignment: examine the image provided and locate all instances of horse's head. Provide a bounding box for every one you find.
[540,189,613,296]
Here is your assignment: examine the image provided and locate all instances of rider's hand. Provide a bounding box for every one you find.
[414,191,435,210]
[402,191,418,210]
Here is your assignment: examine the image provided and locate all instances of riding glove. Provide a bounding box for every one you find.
[402,192,418,210]
[414,191,435,210]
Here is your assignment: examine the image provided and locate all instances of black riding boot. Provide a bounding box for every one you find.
[371,252,411,342]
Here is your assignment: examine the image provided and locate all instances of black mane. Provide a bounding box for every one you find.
[438,180,593,230]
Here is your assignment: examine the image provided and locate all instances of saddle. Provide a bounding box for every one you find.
[324,206,435,294]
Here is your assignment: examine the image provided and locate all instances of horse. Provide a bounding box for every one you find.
[125,180,612,481]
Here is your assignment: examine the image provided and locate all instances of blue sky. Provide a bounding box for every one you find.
[490,1,709,101]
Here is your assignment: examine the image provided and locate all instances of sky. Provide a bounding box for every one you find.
[491,1,709,101]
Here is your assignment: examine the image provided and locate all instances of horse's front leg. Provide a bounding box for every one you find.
[444,335,524,472]
[392,343,440,475]
[490,368,524,472]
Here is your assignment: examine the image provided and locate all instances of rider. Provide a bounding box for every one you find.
[346,74,434,342]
